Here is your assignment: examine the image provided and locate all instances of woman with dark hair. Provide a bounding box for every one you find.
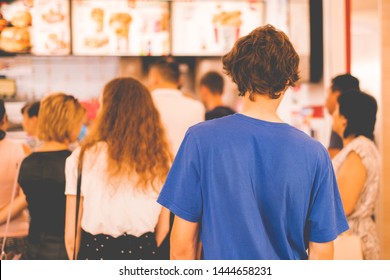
[64,77,172,260]
[332,90,380,259]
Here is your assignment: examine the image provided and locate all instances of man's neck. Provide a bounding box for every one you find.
[206,96,224,111]
[152,82,179,91]
[240,92,284,123]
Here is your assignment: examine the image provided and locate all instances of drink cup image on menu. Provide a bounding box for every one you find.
[109,12,132,51]
[91,7,104,33]
[83,7,108,50]
[212,10,242,52]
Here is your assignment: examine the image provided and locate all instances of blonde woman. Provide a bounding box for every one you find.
[18,94,85,259]
[64,77,172,260]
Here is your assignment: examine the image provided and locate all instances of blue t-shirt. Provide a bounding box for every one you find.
[158,114,349,260]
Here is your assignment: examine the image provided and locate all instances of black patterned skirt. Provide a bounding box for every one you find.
[78,230,157,260]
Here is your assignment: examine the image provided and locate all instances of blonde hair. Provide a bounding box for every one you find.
[38,93,85,143]
[80,77,172,192]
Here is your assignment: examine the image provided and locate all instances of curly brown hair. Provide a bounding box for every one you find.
[79,77,172,192]
[222,24,300,100]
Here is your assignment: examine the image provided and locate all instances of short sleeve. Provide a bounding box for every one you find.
[64,147,80,196]
[157,130,202,223]
[308,146,349,243]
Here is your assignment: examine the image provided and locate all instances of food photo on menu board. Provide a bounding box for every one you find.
[71,0,170,56]
[171,0,265,56]
[0,0,71,55]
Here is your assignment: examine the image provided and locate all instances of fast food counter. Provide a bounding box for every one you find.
[0,0,311,98]
[0,0,310,57]
[1,0,322,142]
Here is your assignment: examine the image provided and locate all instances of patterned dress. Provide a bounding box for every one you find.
[332,136,381,259]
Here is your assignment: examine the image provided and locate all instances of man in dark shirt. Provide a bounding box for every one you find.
[199,71,235,120]
[325,74,360,158]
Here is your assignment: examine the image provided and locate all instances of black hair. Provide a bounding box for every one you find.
[27,101,40,117]
[21,101,40,117]
[0,100,6,140]
[338,90,377,141]
[150,59,180,84]
[200,71,224,95]
[0,99,5,122]
[331,74,360,94]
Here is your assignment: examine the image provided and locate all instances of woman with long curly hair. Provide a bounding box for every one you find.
[64,77,172,260]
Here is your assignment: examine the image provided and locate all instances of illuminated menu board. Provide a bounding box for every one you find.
[0,0,71,55]
[71,0,170,56]
[172,0,265,56]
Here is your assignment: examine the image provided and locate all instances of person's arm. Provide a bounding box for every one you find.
[308,241,334,260]
[0,186,27,224]
[170,215,200,260]
[64,194,83,260]
[155,207,170,247]
[336,152,366,216]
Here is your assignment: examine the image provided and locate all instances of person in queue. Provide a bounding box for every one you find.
[325,74,360,158]
[0,99,29,259]
[64,77,172,260]
[157,24,349,260]
[198,71,235,120]
[148,59,205,156]
[147,59,205,259]
[18,93,85,259]
[332,91,380,259]
[21,101,41,151]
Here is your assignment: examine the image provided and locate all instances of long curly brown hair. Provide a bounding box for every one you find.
[79,77,172,192]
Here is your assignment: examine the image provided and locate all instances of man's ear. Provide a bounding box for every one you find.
[1,114,8,130]
[341,116,348,129]
[178,75,184,89]
[32,116,39,124]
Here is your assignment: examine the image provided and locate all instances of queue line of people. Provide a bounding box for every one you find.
[0,24,382,260]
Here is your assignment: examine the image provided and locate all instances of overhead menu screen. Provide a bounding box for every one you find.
[172,0,265,56]
[71,0,170,56]
[0,0,71,55]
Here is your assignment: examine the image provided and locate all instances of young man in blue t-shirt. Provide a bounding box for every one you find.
[157,24,349,260]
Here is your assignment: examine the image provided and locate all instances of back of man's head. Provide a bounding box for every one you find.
[222,24,300,101]
[27,101,40,118]
[150,59,180,85]
[331,74,360,94]
[200,71,224,96]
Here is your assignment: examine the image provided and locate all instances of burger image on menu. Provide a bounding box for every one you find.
[10,10,32,27]
[109,12,132,51]
[45,33,67,53]
[0,26,30,52]
[41,7,65,23]
[0,10,32,53]
[212,9,242,52]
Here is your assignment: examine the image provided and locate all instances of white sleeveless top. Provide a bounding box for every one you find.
[332,136,381,259]
[65,142,162,238]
